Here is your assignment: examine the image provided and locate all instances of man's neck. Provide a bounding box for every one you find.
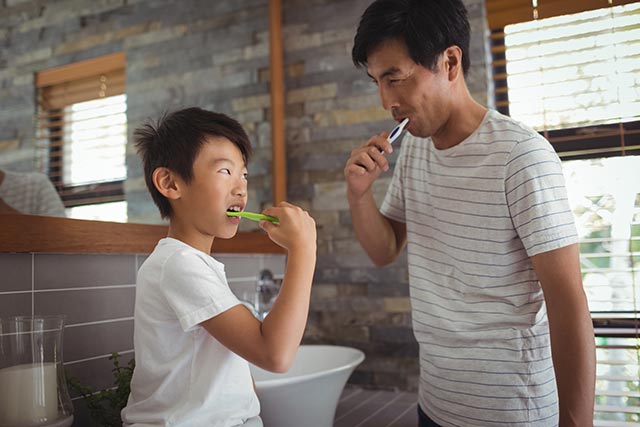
[431,90,487,150]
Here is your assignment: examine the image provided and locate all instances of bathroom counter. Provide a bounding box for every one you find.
[334,387,418,427]
[0,214,284,254]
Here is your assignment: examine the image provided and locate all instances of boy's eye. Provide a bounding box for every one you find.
[219,168,231,175]
[243,172,249,180]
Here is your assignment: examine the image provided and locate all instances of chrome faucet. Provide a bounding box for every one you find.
[240,269,281,320]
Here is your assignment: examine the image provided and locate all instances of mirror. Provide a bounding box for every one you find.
[0,1,286,229]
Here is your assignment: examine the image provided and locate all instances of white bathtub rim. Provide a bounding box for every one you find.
[252,345,365,390]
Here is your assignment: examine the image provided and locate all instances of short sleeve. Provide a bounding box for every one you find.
[159,250,240,332]
[33,174,66,217]
[380,141,406,223]
[505,135,578,257]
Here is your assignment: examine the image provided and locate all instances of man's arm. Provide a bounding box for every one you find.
[348,190,406,266]
[344,132,407,266]
[531,243,596,427]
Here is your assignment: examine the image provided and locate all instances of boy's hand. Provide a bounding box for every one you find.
[259,202,316,253]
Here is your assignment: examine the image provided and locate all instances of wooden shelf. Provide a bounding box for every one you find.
[0,214,285,254]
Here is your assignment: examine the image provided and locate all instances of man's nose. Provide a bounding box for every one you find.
[379,86,399,111]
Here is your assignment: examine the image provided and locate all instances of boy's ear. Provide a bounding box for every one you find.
[152,167,181,200]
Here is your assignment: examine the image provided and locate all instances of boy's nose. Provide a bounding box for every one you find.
[234,182,247,197]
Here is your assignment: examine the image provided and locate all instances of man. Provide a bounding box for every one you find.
[0,169,65,216]
[343,0,595,426]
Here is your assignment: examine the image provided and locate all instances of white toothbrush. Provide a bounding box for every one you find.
[387,118,409,145]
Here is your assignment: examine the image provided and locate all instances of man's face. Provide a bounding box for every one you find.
[366,38,451,139]
[176,136,248,239]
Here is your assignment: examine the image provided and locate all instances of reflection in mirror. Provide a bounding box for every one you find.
[1,2,280,226]
[0,169,65,217]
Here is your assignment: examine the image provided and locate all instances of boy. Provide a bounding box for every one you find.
[121,108,316,427]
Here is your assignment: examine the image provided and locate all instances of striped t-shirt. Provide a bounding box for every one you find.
[380,109,578,426]
[0,170,65,217]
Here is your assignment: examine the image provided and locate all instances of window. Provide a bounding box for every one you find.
[35,53,128,222]
[487,1,639,424]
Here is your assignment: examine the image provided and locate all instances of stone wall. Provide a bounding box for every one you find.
[0,0,491,391]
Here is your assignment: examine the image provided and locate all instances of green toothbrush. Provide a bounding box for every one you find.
[226,211,279,224]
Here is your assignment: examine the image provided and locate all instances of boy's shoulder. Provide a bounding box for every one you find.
[143,237,224,275]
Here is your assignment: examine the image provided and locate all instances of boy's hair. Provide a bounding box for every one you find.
[134,107,252,219]
[352,0,470,76]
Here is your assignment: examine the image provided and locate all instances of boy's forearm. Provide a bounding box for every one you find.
[260,247,316,371]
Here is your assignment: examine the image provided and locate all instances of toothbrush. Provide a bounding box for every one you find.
[387,118,409,145]
[226,211,280,224]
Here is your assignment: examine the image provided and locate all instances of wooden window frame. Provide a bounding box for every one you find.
[36,53,127,208]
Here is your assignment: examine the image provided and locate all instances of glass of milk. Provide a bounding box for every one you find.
[0,315,74,427]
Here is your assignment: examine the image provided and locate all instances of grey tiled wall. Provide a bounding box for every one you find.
[0,251,285,427]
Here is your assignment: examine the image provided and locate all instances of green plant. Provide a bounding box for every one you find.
[67,352,135,427]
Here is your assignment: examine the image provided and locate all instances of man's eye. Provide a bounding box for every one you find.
[389,79,402,85]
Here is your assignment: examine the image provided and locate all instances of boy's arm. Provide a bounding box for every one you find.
[531,244,596,427]
[200,202,316,373]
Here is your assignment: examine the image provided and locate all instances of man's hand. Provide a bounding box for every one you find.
[344,132,392,201]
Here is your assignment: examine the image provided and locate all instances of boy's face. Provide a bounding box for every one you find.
[175,136,248,239]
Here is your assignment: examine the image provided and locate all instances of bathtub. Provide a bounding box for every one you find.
[250,345,365,427]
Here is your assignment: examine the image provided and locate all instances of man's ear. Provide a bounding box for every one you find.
[443,45,462,82]
[152,167,181,200]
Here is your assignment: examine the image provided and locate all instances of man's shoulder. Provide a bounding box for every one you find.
[482,110,541,141]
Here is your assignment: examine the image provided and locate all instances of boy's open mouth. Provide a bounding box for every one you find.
[227,206,243,213]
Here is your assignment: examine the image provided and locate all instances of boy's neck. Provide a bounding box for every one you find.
[167,220,214,255]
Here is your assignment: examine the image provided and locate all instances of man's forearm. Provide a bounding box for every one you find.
[348,191,400,266]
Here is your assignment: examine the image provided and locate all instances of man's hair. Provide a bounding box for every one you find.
[134,107,252,219]
[352,0,471,75]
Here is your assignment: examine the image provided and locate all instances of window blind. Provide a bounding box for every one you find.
[487,2,640,424]
[35,53,127,209]
[563,156,640,425]
[486,0,638,30]
[491,2,640,159]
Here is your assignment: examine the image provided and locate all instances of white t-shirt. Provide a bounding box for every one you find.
[380,110,578,426]
[0,170,65,216]
[121,238,261,427]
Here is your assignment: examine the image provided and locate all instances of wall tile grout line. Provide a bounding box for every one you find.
[65,348,134,366]
[65,316,134,328]
[34,284,136,293]
[0,290,34,295]
[31,253,34,317]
